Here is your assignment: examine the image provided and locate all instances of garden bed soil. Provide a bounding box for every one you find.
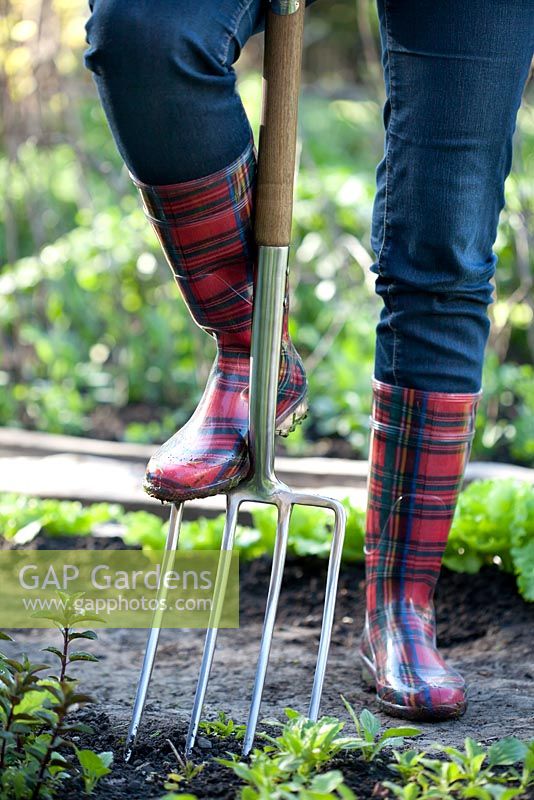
[3,537,533,799]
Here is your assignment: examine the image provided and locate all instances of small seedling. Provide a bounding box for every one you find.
[164,738,204,788]
[199,710,246,741]
[260,708,347,778]
[388,749,429,783]
[32,592,103,682]
[340,696,421,762]
[75,748,113,794]
[381,781,426,800]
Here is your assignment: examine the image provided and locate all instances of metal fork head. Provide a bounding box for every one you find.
[125,244,347,761]
[124,481,345,762]
[185,476,346,757]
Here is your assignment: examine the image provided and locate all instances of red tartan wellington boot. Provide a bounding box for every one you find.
[131,143,307,502]
[360,379,480,720]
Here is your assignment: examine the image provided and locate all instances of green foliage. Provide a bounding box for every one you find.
[385,736,534,800]
[476,359,534,467]
[199,711,246,742]
[121,511,168,551]
[251,498,365,563]
[1,68,533,467]
[339,697,420,762]
[0,619,111,798]
[33,591,103,681]
[218,709,357,799]
[74,748,113,795]
[206,707,532,800]
[160,795,199,800]
[1,477,534,601]
[218,706,416,799]
[445,479,534,601]
[259,709,348,778]
[0,495,122,542]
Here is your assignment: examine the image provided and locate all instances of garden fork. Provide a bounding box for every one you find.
[124,0,346,762]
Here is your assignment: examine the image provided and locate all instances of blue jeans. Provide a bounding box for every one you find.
[84,0,534,394]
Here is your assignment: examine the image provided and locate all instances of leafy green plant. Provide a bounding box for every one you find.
[160,705,534,800]
[0,665,93,800]
[0,495,122,542]
[199,711,246,741]
[216,705,421,798]
[252,499,365,564]
[219,754,357,800]
[385,736,534,800]
[508,740,534,796]
[0,619,111,798]
[298,771,357,800]
[74,748,113,794]
[382,782,427,800]
[218,709,355,798]
[0,641,51,775]
[388,749,429,783]
[339,697,421,762]
[122,511,168,551]
[224,759,357,800]
[259,709,347,778]
[446,479,534,601]
[35,591,102,681]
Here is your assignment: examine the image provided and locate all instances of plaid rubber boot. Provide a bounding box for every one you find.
[360,378,480,720]
[132,142,307,502]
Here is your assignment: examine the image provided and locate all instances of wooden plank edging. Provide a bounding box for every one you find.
[0,428,532,521]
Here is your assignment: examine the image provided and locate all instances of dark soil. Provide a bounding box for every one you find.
[3,538,533,799]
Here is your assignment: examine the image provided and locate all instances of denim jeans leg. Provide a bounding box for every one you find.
[372,0,534,393]
[84,0,264,183]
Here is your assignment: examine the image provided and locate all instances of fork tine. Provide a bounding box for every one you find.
[308,499,346,720]
[242,501,292,756]
[185,493,240,755]
[124,503,183,762]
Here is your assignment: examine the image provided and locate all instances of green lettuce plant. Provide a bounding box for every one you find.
[0,478,533,600]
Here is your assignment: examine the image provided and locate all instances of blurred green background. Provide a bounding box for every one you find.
[1,0,533,466]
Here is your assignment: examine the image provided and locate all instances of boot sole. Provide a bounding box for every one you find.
[144,396,309,504]
[359,652,467,722]
[143,470,245,505]
[276,397,308,437]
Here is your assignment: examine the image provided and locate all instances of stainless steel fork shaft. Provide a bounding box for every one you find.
[185,244,289,756]
[248,246,289,490]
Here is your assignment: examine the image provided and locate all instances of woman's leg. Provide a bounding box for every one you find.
[363,0,533,719]
[84,0,308,501]
[84,0,262,183]
[371,0,533,394]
